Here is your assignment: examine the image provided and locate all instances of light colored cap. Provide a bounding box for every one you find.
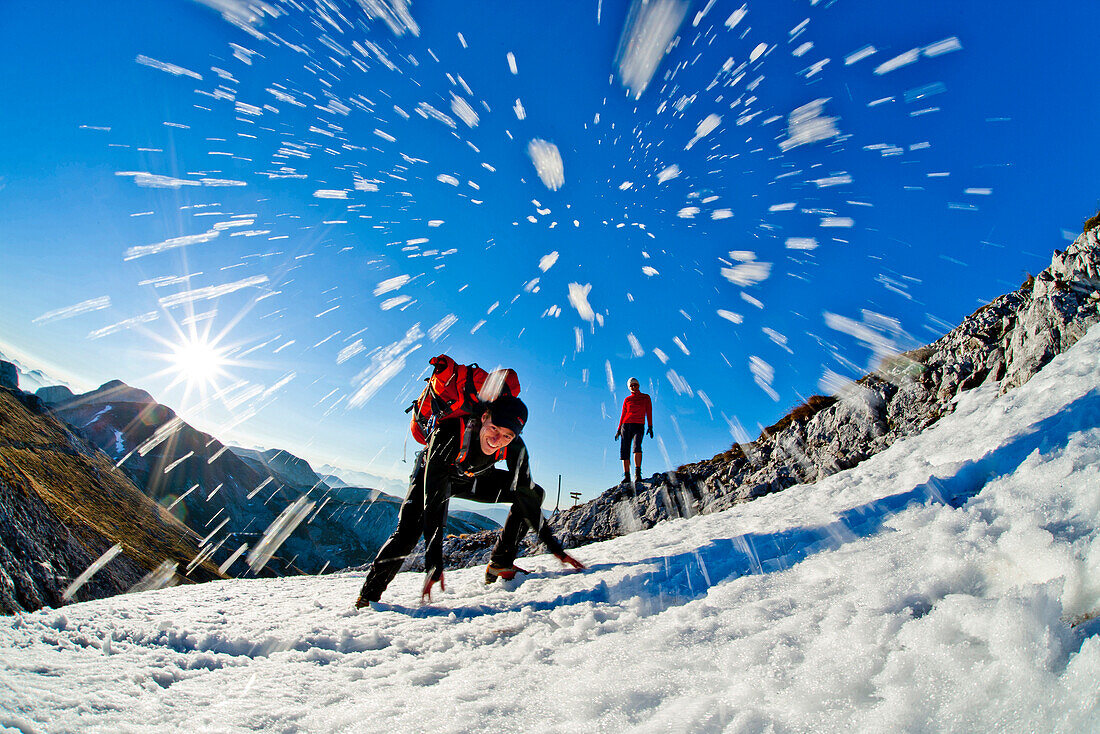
[628,377,640,386]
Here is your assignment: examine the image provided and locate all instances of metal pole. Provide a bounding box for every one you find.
[555,474,562,513]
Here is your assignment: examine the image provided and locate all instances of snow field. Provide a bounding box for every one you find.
[2,327,1100,732]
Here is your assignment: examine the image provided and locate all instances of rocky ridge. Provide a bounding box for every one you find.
[440,222,1100,567]
[0,377,222,614]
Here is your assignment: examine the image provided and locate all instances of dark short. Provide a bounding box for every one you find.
[620,423,645,460]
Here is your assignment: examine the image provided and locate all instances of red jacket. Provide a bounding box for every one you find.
[618,392,652,430]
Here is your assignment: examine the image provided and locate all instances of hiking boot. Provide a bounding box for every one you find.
[485,561,529,584]
[355,587,380,609]
[634,470,642,483]
[622,472,631,484]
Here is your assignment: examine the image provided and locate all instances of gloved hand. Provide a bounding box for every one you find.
[647,427,654,438]
[614,430,621,439]
[421,571,445,603]
[555,552,585,570]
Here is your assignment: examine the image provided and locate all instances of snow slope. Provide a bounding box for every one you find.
[3,327,1100,733]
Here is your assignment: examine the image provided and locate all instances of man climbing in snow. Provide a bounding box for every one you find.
[615,377,653,484]
[355,394,584,608]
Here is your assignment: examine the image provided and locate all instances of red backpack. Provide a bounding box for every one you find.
[407,355,521,444]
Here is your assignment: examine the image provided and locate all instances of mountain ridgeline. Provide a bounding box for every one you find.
[0,383,223,614]
[0,363,497,614]
[434,217,1100,568]
[542,222,1100,551]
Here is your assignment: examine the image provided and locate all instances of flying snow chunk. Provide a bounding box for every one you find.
[780,99,840,152]
[725,4,747,29]
[567,283,596,322]
[124,231,219,260]
[450,93,479,128]
[437,174,460,186]
[750,355,779,400]
[657,164,680,183]
[812,173,852,188]
[642,266,659,276]
[721,261,772,286]
[428,313,458,341]
[627,333,644,357]
[313,189,349,199]
[620,181,634,191]
[374,275,411,296]
[539,251,560,272]
[514,99,526,120]
[428,219,444,227]
[712,209,733,220]
[678,207,700,218]
[350,324,423,408]
[717,309,743,324]
[507,52,518,74]
[116,171,200,188]
[358,0,420,37]
[63,544,123,601]
[750,43,768,62]
[528,140,565,191]
[821,217,854,228]
[614,0,688,100]
[33,296,111,324]
[686,113,721,150]
[875,48,920,75]
[845,45,876,65]
[136,55,202,80]
[924,36,962,57]
[786,237,818,250]
[246,497,315,574]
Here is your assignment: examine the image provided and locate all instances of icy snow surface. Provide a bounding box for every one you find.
[4,326,1100,732]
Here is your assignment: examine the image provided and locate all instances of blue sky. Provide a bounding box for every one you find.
[1,0,1098,502]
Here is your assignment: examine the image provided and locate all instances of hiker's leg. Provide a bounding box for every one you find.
[359,478,425,601]
[469,471,562,566]
[631,425,644,476]
[620,430,632,479]
[421,471,453,579]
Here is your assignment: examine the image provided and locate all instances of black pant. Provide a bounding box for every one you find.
[359,468,562,601]
[620,422,645,460]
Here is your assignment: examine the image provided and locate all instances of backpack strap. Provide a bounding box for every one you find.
[455,417,473,464]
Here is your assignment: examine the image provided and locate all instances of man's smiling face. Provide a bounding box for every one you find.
[480,413,516,454]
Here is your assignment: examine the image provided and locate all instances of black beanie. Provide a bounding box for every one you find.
[487,394,528,435]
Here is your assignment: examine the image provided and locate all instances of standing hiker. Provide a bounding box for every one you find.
[615,377,653,484]
[356,394,584,607]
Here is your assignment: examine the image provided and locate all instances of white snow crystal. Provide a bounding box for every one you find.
[779,99,840,152]
[614,0,688,99]
[450,93,479,128]
[686,113,721,150]
[717,309,743,324]
[528,140,565,191]
[721,261,772,286]
[33,296,111,324]
[786,237,818,250]
[567,283,595,322]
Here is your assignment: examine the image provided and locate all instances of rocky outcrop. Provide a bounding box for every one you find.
[0,386,223,614]
[35,385,75,406]
[0,361,17,392]
[436,222,1100,566]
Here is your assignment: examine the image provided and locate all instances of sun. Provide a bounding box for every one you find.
[169,336,228,389]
